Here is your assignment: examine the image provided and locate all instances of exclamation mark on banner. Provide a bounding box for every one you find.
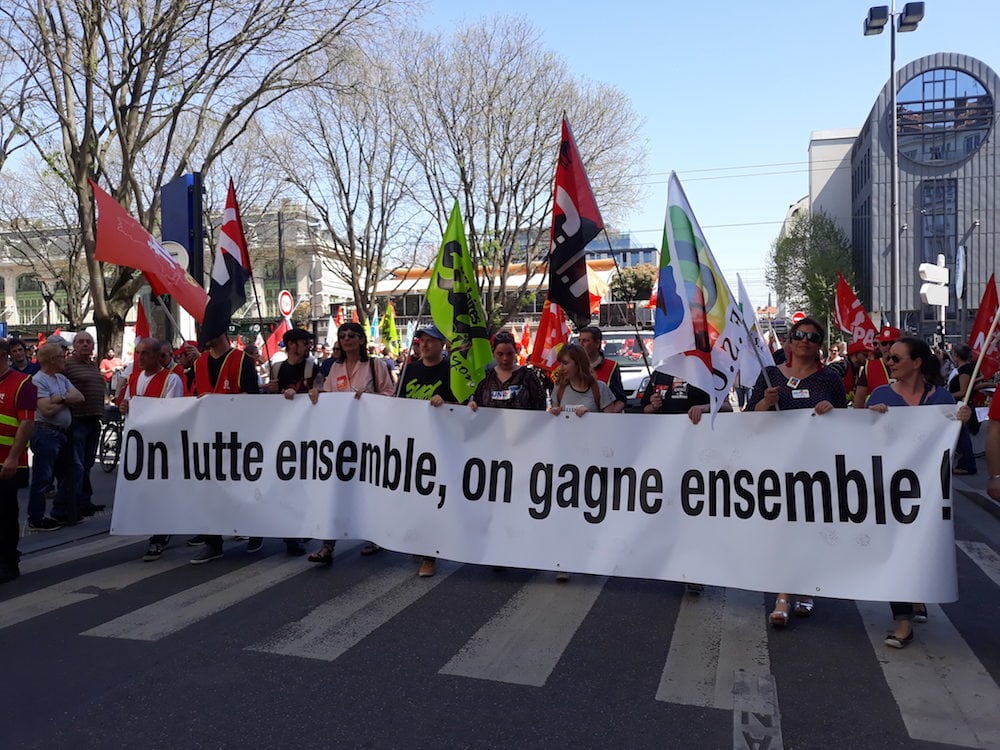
[940,450,952,520]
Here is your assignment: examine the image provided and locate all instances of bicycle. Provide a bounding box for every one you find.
[99,404,123,473]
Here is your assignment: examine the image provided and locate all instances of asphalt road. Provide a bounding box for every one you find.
[2,465,1000,750]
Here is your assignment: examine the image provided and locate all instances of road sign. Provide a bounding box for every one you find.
[277,289,294,318]
[918,255,950,307]
[791,311,805,323]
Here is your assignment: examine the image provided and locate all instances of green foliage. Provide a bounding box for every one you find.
[767,212,854,329]
[609,263,658,301]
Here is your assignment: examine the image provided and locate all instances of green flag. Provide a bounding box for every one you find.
[427,201,491,402]
[380,301,400,355]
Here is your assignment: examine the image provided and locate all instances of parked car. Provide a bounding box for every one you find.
[574,328,653,411]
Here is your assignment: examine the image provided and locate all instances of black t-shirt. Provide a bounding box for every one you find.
[639,371,710,414]
[276,358,317,393]
[948,362,974,395]
[399,359,456,402]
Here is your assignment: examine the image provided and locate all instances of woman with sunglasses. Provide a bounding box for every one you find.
[866,336,971,649]
[747,317,847,627]
[307,321,395,563]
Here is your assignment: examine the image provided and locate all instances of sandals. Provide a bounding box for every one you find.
[307,544,334,565]
[769,597,790,628]
[793,598,815,617]
[360,542,382,556]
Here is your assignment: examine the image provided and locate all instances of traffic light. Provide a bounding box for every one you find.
[918,254,950,307]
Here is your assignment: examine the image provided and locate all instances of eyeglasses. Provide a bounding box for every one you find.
[790,330,822,344]
[877,340,894,346]
[886,354,906,364]
[338,332,361,340]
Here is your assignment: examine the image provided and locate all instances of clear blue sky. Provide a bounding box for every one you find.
[422,0,1000,308]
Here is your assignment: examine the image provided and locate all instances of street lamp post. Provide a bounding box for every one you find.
[864,1,924,329]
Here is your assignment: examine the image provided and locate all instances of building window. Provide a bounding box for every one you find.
[919,179,957,318]
[897,68,994,165]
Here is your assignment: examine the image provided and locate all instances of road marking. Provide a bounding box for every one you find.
[856,600,1000,748]
[733,670,783,750]
[0,557,189,630]
[439,573,606,687]
[248,559,459,661]
[956,540,1000,588]
[83,554,312,641]
[19,535,146,575]
[656,588,771,710]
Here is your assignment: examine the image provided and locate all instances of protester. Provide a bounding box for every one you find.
[60,331,107,520]
[853,325,899,408]
[9,339,40,376]
[0,339,37,584]
[174,341,200,395]
[548,344,617,417]
[948,344,982,475]
[866,336,972,649]
[986,397,1000,501]
[576,326,627,413]
[118,339,185,561]
[268,329,321,399]
[826,342,843,364]
[308,321,394,559]
[188,334,261,563]
[390,324,456,577]
[747,317,846,627]
[26,342,85,531]
[99,348,124,395]
[468,332,547,412]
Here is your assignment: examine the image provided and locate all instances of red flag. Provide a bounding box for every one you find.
[968,274,1000,379]
[548,117,604,330]
[132,300,150,367]
[519,320,532,365]
[262,318,291,362]
[833,273,878,349]
[350,308,359,324]
[90,180,208,322]
[529,299,572,372]
[335,306,344,327]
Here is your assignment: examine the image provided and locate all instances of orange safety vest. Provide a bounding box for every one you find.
[592,357,618,385]
[0,369,33,467]
[865,358,891,392]
[193,349,246,395]
[128,368,173,399]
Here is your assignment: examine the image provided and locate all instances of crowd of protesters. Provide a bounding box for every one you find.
[0,319,988,653]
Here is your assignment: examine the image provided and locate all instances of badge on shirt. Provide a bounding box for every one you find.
[792,388,810,399]
[787,376,801,388]
[336,375,349,391]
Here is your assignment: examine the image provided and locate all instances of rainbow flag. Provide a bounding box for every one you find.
[652,172,744,421]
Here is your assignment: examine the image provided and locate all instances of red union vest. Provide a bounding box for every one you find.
[193,349,246,395]
[128,368,172,399]
[0,369,33,467]
[865,358,891,393]
[171,363,190,396]
[592,356,618,385]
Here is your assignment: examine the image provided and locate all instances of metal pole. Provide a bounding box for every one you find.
[889,0,901,329]
[277,209,286,291]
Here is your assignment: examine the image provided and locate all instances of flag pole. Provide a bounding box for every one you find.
[599,228,653,374]
[962,306,1000,405]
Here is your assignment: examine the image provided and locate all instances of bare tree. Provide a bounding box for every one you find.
[394,17,646,331]
[0,0,396,351]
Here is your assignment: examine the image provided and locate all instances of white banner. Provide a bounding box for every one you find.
[112,394,962,602]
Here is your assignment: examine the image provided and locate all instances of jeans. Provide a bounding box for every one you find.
[27,426,69,523]
[51,418,100,516]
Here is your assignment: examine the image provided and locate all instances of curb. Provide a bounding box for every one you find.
[958,488,1000,522]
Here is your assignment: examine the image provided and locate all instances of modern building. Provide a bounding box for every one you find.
[808,52,997,338]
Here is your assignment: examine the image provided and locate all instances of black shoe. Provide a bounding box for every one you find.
[285,540,306,556]
[190,546,224,564]
[0,563,19,584]
[246,537,264,554]
[50,514,82,527]
[28,517,64,532]
[80,503,106,517]
[143,542,167,562]
[186,535,207,547]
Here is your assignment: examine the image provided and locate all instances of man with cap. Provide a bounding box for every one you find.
[268,328,321,398]
[395,323,456,577]
[840,340,871,404]
[853,325,899,408]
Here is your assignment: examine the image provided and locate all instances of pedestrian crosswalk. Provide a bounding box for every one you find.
[3,536,1000,750]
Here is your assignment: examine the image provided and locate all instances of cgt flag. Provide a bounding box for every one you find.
[968,273,1000,379]
[91,180,208,322]
[200,179,252,344]
[547,117,604,330]
[529,299,572,372]
[427,201,492,402]
[833,272,878,349]
[652,172,744,421]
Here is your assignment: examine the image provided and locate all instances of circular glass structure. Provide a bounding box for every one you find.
[896,68,994,164]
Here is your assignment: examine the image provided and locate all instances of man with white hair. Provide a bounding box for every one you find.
[61,330,108,520]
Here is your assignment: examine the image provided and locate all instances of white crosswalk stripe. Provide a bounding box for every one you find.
[439,573,606,687]
[82,553,314,641]
[0,556,189,630]
[19,534,145,575]
[957,540,1000,588]
[247,558,460,661]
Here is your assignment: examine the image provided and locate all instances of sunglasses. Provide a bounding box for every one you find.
[886,354,906,364]
[338,332,361,340]
[790,330,822,344]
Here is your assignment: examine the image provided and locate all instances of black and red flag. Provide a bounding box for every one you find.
[548,117,604,330]
[200,179,252,345]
